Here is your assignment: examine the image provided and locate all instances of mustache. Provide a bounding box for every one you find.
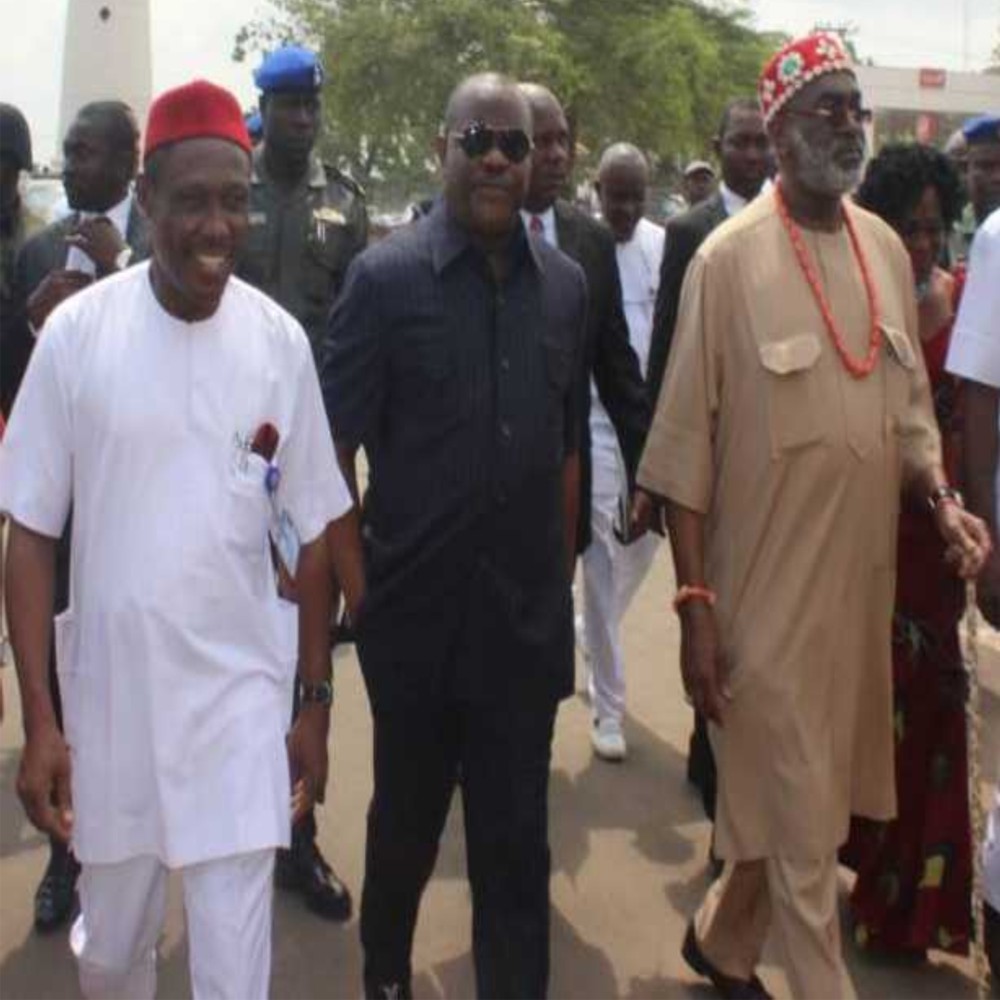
[832,137,865,155]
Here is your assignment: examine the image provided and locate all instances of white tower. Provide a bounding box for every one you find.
[58,0,152,153]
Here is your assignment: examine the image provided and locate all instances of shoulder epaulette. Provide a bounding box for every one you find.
[323,162,366,200]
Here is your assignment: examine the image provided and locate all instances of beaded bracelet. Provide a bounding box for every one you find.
[673,584,717,612]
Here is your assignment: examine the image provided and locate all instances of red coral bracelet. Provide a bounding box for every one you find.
[673,585,717,612]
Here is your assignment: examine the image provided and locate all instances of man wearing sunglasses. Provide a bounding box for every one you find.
[321,72,586,999]
[639,33,990,999]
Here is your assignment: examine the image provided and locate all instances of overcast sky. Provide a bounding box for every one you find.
[2,0,997,163]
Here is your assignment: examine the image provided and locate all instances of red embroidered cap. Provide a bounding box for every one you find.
[758,33,854,126]
[143,79,252,163]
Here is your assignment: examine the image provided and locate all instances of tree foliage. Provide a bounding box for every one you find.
[234,0,778,206]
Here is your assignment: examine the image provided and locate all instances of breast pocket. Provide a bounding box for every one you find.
[392,330,461,428]
[302,221,353,303]
[227,454,272,560]
[881,324,918,432]
[542,338,573,460]
[757,333,827,455]
[240,213,272,288]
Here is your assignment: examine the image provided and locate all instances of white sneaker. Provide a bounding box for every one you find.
[591,717,626,762]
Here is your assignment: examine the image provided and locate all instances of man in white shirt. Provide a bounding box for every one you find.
[1,79,364,1000]
[581,142,664,760]
[944,204,1000,981]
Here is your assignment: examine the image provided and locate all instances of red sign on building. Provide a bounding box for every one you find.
[919,68,947,89]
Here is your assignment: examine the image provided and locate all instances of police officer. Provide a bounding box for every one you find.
[239,45,368,359]
[237,44,367,923]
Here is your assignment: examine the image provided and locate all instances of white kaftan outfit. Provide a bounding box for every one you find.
[0,264,352,997]
[583,217,664,724]
[945,206,1000,913]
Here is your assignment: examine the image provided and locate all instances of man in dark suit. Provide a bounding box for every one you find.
[518,83,650,558]
[11,99,147,934]
[645,96,769,826]
[646,98,769,407]
[16,102,147,335]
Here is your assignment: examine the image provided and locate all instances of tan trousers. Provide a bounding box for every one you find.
[693,855,856,1000]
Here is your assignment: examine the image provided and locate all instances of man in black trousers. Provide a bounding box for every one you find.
[322,72,586,999]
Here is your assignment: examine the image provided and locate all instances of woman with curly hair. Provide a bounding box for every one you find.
[842,142,971,958]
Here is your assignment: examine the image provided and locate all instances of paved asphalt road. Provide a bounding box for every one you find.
[1,544,997,999]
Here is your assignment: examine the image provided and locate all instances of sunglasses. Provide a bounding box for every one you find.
[451,120,533,164]
[785,96,873,127]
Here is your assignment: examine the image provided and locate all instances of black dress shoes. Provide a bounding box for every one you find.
[34,843,81,933]
[682,922,773,1000]
[275,838,353,921]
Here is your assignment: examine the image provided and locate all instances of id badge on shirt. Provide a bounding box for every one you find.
[270,509,301,579]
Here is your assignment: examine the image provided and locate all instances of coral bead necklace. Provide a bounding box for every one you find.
[775,182,882,379]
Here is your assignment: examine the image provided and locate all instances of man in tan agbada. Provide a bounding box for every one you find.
[638,33,991,1000]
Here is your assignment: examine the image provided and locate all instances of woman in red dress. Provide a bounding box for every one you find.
[843,143,971,957]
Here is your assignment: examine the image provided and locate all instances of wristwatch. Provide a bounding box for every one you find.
[299,679,333,707]
[927,485,963,513]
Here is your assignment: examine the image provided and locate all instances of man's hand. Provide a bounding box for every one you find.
[287,705,329,824]
[65,217,128,277]
[936,503,992,580]
[27,270,92,332]
[678,602,731,726]
[627,488,664,541]
[17,721,73,842]
[976,548,1000,628]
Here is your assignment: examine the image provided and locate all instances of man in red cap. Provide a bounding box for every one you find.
[0,79,364,999]
[638,34,991,998]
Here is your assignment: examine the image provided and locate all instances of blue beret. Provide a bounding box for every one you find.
[254,46,324,93]
[962,113,1000,145]
[244,111,263,139]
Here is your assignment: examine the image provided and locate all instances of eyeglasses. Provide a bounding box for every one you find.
[785,97,873,127]
[451,120,533,164]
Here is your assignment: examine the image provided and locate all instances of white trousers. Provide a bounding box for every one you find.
[70,849,275,1000]
[582,436,658,725]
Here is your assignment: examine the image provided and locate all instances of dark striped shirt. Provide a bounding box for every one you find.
[321,201,587,704]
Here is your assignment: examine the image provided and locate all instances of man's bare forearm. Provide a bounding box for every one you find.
[664,500,707,588]
[963,381,999,535]
[326,507,366,623]
[335,443,361,508]
[296,535,333,687]
[5,522,59,737]
[331,442,367,622]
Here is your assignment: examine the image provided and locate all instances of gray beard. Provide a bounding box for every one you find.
[786,123,864,197]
